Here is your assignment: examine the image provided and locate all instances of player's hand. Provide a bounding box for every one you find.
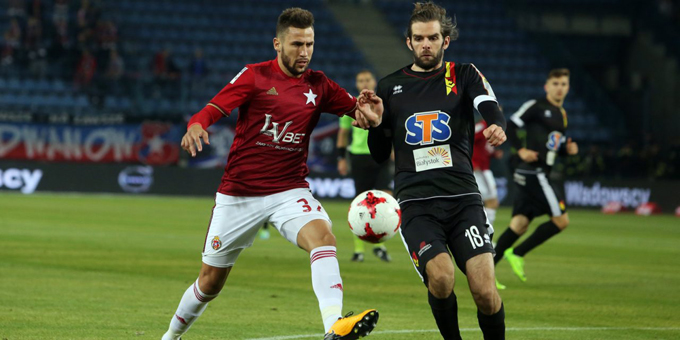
[354,89,383,129]
[337,158,349,176]
[181,123,210,157]
[566,138,578,155]
[518,148,539,162]
[483,124,507,146]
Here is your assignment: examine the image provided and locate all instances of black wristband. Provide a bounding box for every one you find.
[337,147,347,159]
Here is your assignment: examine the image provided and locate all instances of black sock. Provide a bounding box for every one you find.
[478,303,505,340]
[514,221,561,257]
[494,228,520,264]
[428,291,462,340]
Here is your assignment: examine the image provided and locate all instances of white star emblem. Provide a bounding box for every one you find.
[148,135,165,153]
[303,89,317,106]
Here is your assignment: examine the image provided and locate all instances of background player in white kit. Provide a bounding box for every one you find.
[162,8,383,340]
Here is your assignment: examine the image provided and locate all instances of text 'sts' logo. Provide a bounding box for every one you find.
[546,131,564,151]
[405,111,452,145]
[260,114,305,144]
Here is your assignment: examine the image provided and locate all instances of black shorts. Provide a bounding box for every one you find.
[400,194,495,286]
[511,169,567,221]
[349,153,393,194]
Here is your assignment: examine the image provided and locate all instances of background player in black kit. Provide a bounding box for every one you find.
[493,69,579,283]
[367,2,507,339]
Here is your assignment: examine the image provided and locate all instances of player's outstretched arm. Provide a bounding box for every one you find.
[181,123,210,157]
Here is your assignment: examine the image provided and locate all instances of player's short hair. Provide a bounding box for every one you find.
[276,8,315,38]
[547,68,570,80]
[406,1,459,41]
[356,69,374,77]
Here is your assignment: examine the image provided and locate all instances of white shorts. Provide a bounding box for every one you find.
[474,169,498,201]
[202,188,331,268]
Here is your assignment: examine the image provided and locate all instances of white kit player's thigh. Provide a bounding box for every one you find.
[267,188,332,246]
[202,193,267,268]
[474,170,498,201]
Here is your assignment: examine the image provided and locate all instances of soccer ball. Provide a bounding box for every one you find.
[347,190,401,244]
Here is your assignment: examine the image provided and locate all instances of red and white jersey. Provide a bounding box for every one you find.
[189,59,357,196]
[472,121,494,171]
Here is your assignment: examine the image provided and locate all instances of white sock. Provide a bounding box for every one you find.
[310,246,343,333]
[485,208,497,227]
[162,279,219,340]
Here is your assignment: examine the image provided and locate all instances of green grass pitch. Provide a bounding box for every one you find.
[0,192,678,339]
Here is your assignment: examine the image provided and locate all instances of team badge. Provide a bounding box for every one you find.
[211,236,221,250]
[559,200,566,211]
[411,251,419,267]
[405,111,452,145]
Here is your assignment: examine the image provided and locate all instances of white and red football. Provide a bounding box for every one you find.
[348,190,401,243]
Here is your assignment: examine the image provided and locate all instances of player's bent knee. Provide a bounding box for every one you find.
[510,215,530,234]
[485,198,500,209]
[320,232,336,247]
[553,214,570,230]
[472,287,500,315]
[425,254,456,298]
[428,272,455,298]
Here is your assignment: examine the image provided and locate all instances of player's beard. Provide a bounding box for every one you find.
[412,44,445,71]
[281,48,309,76]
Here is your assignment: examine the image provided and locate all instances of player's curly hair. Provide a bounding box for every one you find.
[276,8,315,38]
[406,1,458,41]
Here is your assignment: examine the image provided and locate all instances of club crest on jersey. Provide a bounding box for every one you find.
[211,236,221,250]
[445,62,457,95]
[546,131,564,151]
[405,111,452,145]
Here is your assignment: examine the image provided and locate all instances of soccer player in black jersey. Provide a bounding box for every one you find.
[366,2,507,339]
[493,69,578,283]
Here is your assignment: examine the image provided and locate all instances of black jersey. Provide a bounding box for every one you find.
[508,97,568,173]
[371,62,498,203]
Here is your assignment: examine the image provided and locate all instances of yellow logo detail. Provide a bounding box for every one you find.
[445,62,456,95]
[427,146,451,165]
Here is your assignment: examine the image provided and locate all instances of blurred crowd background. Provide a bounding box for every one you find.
[1,0,679,181]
